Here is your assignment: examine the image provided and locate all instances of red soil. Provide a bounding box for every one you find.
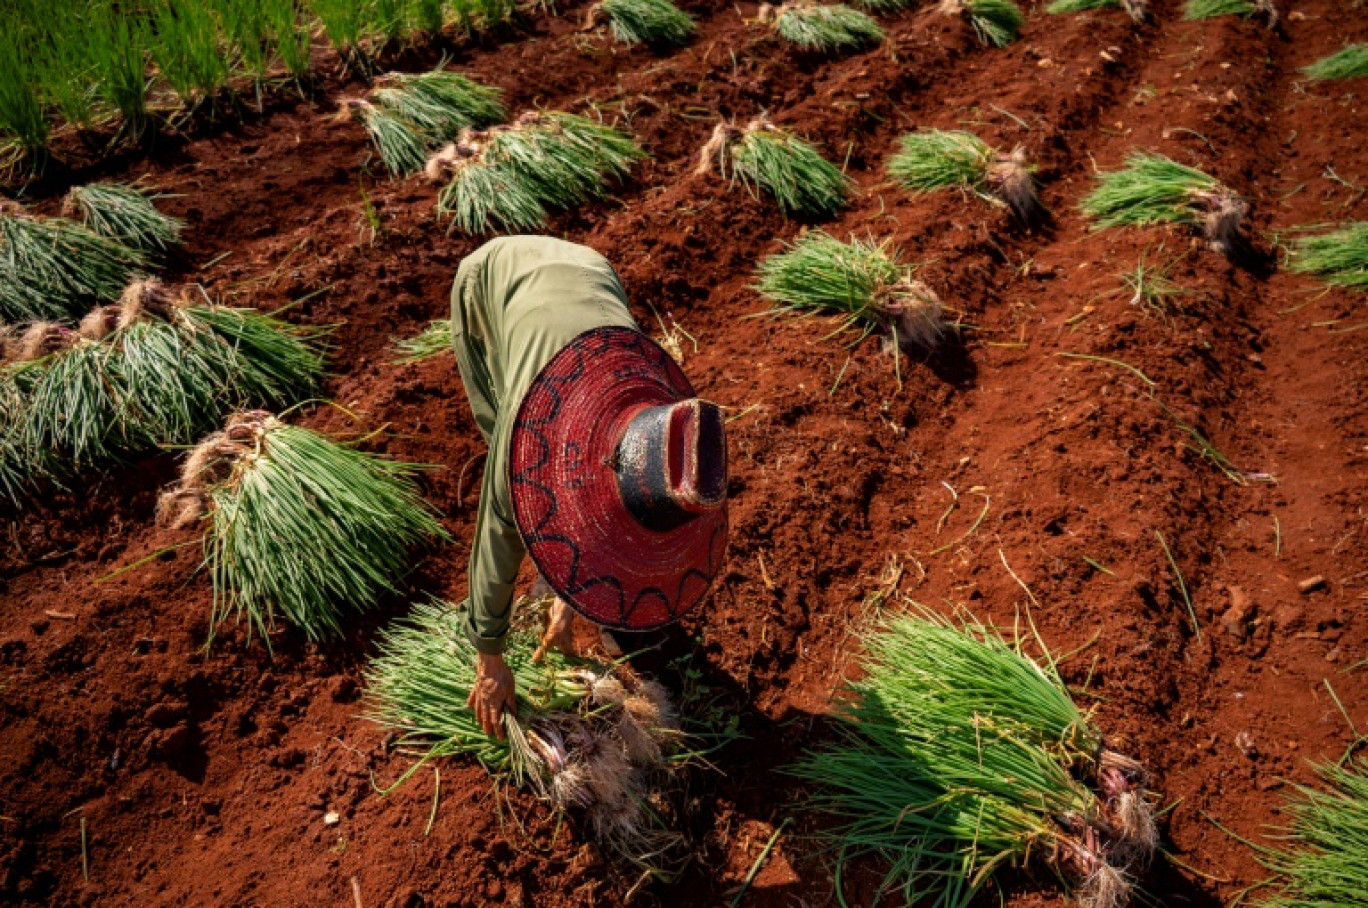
[3,0,1367,905]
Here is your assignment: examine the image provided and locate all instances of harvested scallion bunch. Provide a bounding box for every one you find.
[158,412,448,645]
[888,128,1037,221]
[1046,0,1146,22]
[64,182,185,256]
[366,598,686,867]
[696,115,851,218]
[756,231,945,351]
[1080,151,1247,256]
[343,70,506,177]
[590,0,697,46]
[8,281,323,486]
[428,111,644,234]
[1302,44,1368,82]
[1289,222,1368,291]
[391,320,453,364]
[760,1,884,54]
[0,204,146,322]
[1183,0,1276,24]
[939,0,1025,47]
[790,608,1156,908]
[1256,757,1368,908]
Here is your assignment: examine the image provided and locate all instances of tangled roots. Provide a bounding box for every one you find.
[695,122,739,177]
[1079,861,1130,908]
[591,676,629,707]
[882,280,946,351]
[117,279,182,329]
[156,410,276,529]
[1194,189,1248,256]
[1097,748,1158,867]
[938,0,967,16]
[988,146,1037,222]
[424,130,486,182]
[1119,0,1147,21]
[15,322,72,361]
[78,307,119,341]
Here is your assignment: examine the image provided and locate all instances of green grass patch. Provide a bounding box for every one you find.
[1290,222,1368,291]
[756,231,944,350]
[1302,44,1368,81]
[433,111,644,234]
[600,0,696,46]
[769,2,883,54]
[789,608,1156,907]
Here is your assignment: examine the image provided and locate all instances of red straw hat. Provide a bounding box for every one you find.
[509,326,729,631]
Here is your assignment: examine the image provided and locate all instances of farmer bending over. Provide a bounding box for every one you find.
[451,236,729,738]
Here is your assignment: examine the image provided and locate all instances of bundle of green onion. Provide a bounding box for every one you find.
[938,0,1025,47]
[428,111,645,234]
[696,115,851,218]
[366,598,684,864]
[1257,757,1368,908]
[1184,0,1276,25]
[756,230,945,352]
[1045,0,1146,22]
[888,129,1037,221]
[760,1,884,54]
[391,319,453,364]
[1080,151,1247,257]
[344,69,506,177]
[790,609,1155,908]
[0,202,146,322]
[1302,44,1368,82]
[1289,222,1368,291]
[2,281,323,504]
[159,413,448,645]
[590,0,696,47]
[64,181,185,256]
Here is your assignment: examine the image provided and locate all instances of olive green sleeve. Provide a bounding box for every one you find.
[463,444,524,655]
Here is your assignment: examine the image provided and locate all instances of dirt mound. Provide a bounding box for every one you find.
[3,0,1367,905]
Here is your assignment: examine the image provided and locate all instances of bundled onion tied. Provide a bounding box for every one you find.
[158,412,447,645]
[696,114,852,218]
[0,278,321,505]
[790,609,1157,908]
[366,600,688,871]
[887,128,1038,222]
[1081,152,1249,257]
[755,230,946,362]
[424,111,644,234]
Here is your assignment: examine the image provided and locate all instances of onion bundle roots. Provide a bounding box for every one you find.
[366,599,687,869]
[1080,151,1249,257]
[790,609,1156,908]
[426,111,644,234]
[696,114,852,218]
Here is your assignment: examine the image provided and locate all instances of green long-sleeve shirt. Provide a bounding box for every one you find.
[450,236,638,655]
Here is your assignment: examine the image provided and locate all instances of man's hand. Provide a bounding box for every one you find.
[466,653,517,739]
[533,597,576,663]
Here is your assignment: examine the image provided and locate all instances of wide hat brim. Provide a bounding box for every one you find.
[509,326,728,631]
